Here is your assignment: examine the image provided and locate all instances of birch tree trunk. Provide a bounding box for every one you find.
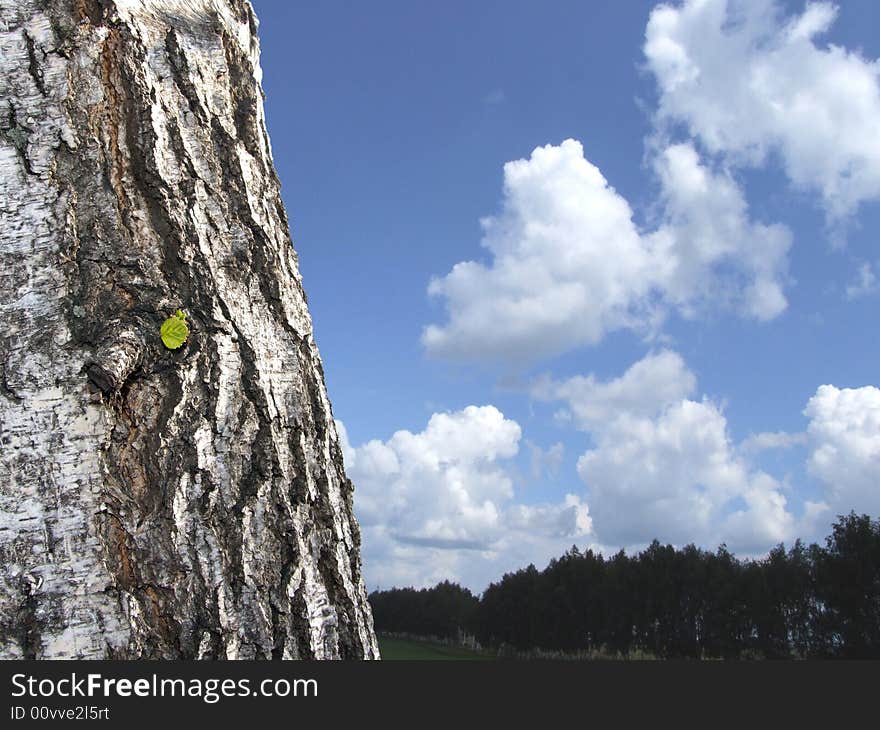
[0,0,379,659]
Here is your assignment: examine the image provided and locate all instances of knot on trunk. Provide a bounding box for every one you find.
[86,324,146,393]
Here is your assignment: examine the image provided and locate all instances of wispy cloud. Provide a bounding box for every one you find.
[483,88,505,104]
[740,431,808,454]
[845,262,878,300]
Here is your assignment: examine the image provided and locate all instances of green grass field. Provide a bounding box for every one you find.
[378,637,491,660]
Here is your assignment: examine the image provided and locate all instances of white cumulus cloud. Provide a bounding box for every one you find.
[576,397,797,551]
[645,0,880,220]
[532,349,697,428]
[422,140,658,362]
[338,407,592,590]
[648,143,791,320]
[804,384,880,517]
[535,350,818,551]
[424,139,791,362]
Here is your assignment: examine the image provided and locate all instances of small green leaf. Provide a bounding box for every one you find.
[161,309,189,350]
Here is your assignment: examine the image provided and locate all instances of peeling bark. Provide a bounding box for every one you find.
[0,0,378,659]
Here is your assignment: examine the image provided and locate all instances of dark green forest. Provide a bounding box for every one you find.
[369,512,880,659]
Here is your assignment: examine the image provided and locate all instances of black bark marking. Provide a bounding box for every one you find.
[2,102,35,175]
[164,30,208,123]
[24,30,47,97]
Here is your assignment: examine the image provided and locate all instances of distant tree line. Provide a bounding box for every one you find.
[369,580,481,643]
[369,512,880,658]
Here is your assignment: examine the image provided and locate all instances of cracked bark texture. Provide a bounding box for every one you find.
[0,0,379,659]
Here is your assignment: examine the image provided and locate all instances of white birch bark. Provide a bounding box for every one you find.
[0,0,379,659]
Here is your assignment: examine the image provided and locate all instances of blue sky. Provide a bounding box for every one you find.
[253,0,880,590]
